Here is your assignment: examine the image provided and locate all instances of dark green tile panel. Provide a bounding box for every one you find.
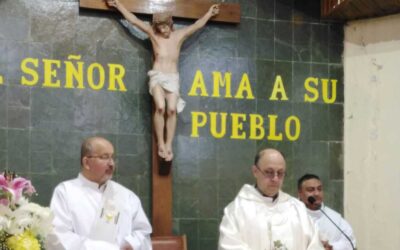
[257,0,274,20]
[293,23,312,62]
[0,87,7,128]
[329,142,344,180]
[257,20,274,60]
[329,104,344,140]
[311,24,329,63]
[328,24,344,64]
[7,106,30,129]
[240,0,257,18]
[238,18,256,58]
[276,0,294,21]
[311,104,329,141]
[7,129,30,170]
[327,180,344,215]
[0,129,6,150]
[275,21,293,61]
[179,219,199,250]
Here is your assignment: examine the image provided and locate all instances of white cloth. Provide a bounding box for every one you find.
[48,174,152,250]
[218,184,324,250]
[148,70,186,113]
[308,204,356,250]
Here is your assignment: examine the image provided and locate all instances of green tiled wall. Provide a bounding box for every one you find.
[0,0,344,249]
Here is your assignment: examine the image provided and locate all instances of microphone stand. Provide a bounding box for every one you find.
[318,208,356,250]
[308,197,355,250]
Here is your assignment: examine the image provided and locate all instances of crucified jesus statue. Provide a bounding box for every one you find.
[106,0,219,162]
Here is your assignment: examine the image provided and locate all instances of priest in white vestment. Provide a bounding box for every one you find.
[298,174,356,250]
[48,136,152,250]
[218,148,324,250]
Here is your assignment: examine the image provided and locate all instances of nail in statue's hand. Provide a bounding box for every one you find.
[210,4,220,16]
[106,0,118,7]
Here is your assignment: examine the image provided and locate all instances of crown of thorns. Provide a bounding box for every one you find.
[152,12,173,26]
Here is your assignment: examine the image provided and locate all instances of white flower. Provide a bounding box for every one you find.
[5,202,54,237]
[0,215,10,231]
[16,196,29,206]
[0,204,12,231]
[0,204,12,216]
[15,202,54,237]
[0,173,53,242]
[8,207,33,235]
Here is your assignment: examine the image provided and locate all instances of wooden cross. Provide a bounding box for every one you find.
[79,0,240,239]
[80,0,241,23]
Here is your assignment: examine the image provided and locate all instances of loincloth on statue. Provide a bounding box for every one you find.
[148,70,186,113]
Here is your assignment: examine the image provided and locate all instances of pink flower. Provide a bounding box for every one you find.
[0,174,36,204]
[23,181,36,196]
[0,174,9,201]
[0,198,9,206]
[10,178,28,200]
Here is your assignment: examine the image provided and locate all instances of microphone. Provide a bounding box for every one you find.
[307,196,320,209]
[307,196,355,250]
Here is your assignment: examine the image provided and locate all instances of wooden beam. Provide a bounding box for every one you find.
[151,132,173,236]
[321,0,400,20]
[80,0,241,23]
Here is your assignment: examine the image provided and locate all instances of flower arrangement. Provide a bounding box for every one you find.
[0,171,53,250]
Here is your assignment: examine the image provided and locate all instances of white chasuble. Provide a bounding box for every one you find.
[49,174,152,250]
[218,184,324,250]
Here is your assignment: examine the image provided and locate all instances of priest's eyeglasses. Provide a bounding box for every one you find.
[87,155,116,163]
[255,166,285,179]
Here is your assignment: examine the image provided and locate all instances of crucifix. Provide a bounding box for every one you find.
[80,0,240,240]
